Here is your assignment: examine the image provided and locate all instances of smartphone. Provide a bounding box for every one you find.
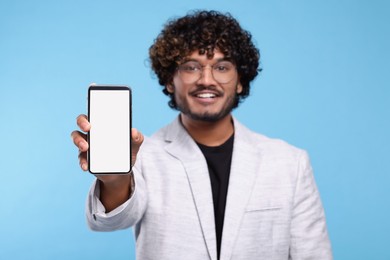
[87,85,132,174]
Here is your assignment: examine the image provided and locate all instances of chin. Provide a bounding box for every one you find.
[187,110,231,122]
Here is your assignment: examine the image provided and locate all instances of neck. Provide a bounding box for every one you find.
[180,113,234,146]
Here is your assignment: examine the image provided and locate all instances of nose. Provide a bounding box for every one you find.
[197,65,217,85]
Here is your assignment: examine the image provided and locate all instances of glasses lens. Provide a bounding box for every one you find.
[212,61,235,83]
[178,62,201,83]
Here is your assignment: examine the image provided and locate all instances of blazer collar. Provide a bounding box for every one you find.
[164,116,218,260]
[220,118,262,260]
[163,116,262,260]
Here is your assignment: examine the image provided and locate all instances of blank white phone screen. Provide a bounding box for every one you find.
[89,88,131,174]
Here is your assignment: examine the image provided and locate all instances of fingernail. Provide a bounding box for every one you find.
[79,141,86,150]
[81,122,89,129]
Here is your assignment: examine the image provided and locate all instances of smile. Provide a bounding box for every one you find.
[196,93,217,98]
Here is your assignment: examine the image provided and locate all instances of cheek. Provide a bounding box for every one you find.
[171,88,185,105]
[172,78,192,97]
[172,75,182,88]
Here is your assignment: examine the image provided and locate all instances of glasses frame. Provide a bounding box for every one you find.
[176,60,237,84]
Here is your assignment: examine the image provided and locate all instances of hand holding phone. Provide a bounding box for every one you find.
[71,84,144,210]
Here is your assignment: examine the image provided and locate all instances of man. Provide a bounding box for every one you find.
[72,10,332,260]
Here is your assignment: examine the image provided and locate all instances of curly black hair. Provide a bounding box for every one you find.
[149,10,261,109]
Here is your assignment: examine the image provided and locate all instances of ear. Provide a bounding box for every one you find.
[166,84,174,94]
[236,83,243,94]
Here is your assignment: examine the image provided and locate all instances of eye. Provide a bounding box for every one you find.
[180,62,201,72]
[213,62,234,72]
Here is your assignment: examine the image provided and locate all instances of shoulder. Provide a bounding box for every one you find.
[233,119,314,194]
[233,118,309,163]
[234,118,304,152]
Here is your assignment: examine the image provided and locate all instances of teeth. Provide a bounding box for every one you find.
[197,93,216,98]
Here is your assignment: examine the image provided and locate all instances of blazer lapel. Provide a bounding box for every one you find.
[220,118,262,260]
[164,117,218,260]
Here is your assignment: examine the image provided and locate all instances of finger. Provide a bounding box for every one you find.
[76,114,91,132]
[131,128,144,167]
[71,130,89,152]
[78,151,88,171]
[131,128,144,148]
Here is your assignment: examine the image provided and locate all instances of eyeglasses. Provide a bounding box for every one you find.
[177,60,236,84]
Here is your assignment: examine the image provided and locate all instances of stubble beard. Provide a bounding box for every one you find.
[176,93,238,122]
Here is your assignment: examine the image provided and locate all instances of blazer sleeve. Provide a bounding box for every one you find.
[85,166,148,232]
[289,151,333,259]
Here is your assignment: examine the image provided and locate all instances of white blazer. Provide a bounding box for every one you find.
[86,116,332,260]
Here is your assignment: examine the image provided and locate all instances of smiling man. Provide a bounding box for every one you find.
[72,10,332,260]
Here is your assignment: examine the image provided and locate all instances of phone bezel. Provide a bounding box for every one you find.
[87,84,132,175]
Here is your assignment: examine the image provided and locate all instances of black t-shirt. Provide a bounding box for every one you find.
[197,134,234,260]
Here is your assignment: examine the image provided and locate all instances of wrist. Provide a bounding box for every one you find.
[98,174,132,212]
[97,174,131,190]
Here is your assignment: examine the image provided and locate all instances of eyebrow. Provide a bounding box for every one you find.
[182,57,233,64]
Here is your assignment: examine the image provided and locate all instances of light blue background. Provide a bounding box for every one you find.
[1,0,389,259]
